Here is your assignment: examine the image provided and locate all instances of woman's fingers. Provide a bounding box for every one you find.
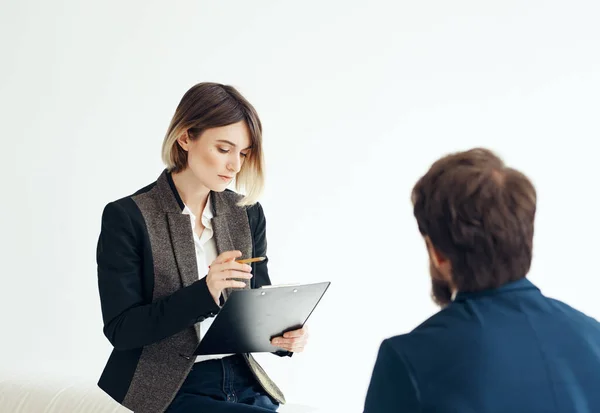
[272,337,306,346]
[210,260,252,274]
[213,250,242,265]
[210,269,252,281]
[271,324,309,352]
[271,341,306,353]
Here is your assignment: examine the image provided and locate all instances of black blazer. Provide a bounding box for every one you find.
[97,170,286,413]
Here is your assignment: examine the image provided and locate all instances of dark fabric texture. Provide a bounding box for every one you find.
[166,355,279,412]
[364,278,600,413]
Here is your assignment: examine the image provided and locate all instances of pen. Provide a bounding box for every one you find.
[236,257,266,265]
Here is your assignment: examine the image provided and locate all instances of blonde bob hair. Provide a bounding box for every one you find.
[161,82,264,206]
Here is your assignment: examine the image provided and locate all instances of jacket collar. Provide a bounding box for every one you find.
[165,170,185,210]
[454,278,539,302]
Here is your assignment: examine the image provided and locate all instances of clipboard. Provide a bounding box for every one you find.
[194,281,330,355]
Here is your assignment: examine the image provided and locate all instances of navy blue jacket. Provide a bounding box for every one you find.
[364,278,600,413]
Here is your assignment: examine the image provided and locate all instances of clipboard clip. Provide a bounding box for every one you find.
[260,288,299,295]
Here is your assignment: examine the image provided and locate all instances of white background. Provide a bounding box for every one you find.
[1,1,599,411]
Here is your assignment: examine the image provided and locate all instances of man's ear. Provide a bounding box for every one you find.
[425,236,452,280]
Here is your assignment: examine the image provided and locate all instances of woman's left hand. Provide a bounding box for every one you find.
[271,326,309,353]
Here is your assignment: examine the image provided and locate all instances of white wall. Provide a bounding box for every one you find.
[1,0,599,411]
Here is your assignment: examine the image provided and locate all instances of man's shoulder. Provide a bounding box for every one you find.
[414,303,470,332]
[393,293,600,357]
[545,296,600,330]
[384,303,480,359]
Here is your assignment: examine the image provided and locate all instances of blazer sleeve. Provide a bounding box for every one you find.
[247,202,293,358]
[248,202,271,289]
[97,201,220,351]
[363,339,421,413]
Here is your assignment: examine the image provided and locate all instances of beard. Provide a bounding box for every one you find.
[430,261,453,308]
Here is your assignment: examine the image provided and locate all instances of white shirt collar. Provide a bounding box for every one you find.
[182,195,213,230]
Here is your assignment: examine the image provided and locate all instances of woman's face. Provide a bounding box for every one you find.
[178,121,252,192]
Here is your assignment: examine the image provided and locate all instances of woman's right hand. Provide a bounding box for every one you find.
[206,250,253,305]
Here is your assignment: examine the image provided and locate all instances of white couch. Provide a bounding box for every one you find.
[0,374,320,413]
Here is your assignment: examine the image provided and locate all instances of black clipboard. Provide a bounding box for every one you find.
[194,281,330,355]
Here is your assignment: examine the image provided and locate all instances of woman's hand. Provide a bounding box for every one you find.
[271,326,309,353]
[206,250,253,305]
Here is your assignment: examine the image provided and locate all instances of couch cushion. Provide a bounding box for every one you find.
[0,374,320,412]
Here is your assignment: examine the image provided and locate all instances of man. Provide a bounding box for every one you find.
[364,148,600,413]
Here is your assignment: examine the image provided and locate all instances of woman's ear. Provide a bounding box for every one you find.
[176,130,190,151]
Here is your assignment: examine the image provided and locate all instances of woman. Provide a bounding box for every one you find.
[96,82,309,412]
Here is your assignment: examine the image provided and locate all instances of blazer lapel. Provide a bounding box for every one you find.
[166,214,200,288]
[154,171,199,289]
[210,191,253,299]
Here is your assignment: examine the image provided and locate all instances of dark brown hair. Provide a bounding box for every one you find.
[412,148,537,292]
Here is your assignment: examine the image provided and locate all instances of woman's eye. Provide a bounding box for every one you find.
[240,152,248,158]
[217,148,229,154]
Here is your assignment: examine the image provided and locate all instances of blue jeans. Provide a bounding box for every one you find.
[166,355,279,412]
